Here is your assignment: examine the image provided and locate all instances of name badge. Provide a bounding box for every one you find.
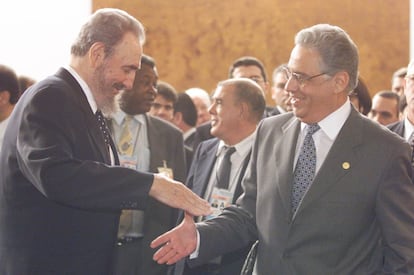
[205,187,233,220]
[119,155,138,170]
[157,160,173,179]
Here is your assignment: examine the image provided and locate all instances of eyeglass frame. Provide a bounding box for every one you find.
[282,66,330,88]
[404,74,414,81]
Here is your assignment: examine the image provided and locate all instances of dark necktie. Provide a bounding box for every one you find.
[291,123,320,214]
[95,110,112,148]
[216,146,236,189]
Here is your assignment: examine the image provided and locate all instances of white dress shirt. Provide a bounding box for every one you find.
[294,99,352,174]
[65,65,116,164]
[404,118,414,141]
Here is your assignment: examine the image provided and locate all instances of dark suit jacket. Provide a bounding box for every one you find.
[387,120,405,137]
[0,68,154,274]
[142,115,187,275]
[175,138,251,275]
[192,108,414,274]
[192,122,214,153]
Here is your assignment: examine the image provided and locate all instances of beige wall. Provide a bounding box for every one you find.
[94,0,409,104]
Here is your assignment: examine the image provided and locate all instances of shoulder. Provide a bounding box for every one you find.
[196,138,219,154]
[147,115,182,136]
[387,120,404,132]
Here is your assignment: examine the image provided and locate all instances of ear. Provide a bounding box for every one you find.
[88,42,106,68]
[173,112,183,124]
[239,101,249,120]
[332,71,349,94]
[0,90,10,105]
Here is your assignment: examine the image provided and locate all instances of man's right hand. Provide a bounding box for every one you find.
[149,173,212,217]
[151,212,197,265]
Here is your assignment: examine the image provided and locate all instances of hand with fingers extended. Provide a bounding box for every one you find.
[149,174,212,216]
[151,212,198,265]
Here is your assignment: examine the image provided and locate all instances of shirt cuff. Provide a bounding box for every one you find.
[189,229,200,259]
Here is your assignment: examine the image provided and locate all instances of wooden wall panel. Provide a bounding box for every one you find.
[93,0,409,103]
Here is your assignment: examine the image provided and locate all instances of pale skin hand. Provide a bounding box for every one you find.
[151,212,197,265]
[149,174,212,217]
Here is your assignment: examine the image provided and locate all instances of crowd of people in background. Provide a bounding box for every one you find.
[0,7,414,275]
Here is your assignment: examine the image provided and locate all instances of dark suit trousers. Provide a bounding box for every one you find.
[112,238,143,275]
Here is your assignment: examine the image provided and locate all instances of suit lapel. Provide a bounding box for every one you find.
[192,139,219,198]
[55,68,111,164]
[275,117,301,219]
[295,109,363,217]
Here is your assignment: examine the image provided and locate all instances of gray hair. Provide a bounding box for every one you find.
[71,8,145,58]
[217,78,266,122]
[295,24,358,92]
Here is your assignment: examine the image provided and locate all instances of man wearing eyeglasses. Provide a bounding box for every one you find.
[151,24,414,275]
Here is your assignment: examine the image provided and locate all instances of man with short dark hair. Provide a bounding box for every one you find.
[149,81,178,123]
[391,66,407,96]
[368,90,400,125]
[0,64,20,152]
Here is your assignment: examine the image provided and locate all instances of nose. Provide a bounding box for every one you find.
[208,102,216,114]
[124,72,137,90]
[284,75,298,94]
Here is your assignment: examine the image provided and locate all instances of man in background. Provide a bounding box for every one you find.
[149,81,177,123]
[0,64,20,152]
[110,54,187,275]
[192,56,272,151]
[172,92,198,169]
[185,87,211,126]
[270,63,291,115]
[391,66,407,97]
[368,90,400,125]
[174,78,265,275]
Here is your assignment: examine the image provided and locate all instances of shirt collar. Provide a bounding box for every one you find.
[404,117,414,140]
[112,110,145,126]
[217,130,256,158]
[300,98,352,141]
[64,65,98,114]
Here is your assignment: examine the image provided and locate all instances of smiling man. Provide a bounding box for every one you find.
[152,24,414,275]
[173,78,265,275]
[0,8,210,275]
[110,54,187,275]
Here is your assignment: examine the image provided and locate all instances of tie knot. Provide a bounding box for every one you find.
[306,123,320,136]
[95,110,104,120]
[124,115,133,124]
[224,146,236,158]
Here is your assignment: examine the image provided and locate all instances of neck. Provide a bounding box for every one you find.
[222,124,256,146]
[0,104,14,122]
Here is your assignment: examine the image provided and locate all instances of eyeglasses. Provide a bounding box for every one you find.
[405,74,414,81]
[282,66,328,88]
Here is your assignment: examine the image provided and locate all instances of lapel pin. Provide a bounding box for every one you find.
[342,162,350,170]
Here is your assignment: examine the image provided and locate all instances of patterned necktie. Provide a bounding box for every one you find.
[118,115,134,156]
[291,123,320,214]
[95,110,112,149]
[216,146,236,189]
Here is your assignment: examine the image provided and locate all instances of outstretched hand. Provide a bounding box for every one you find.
[149,174,212,216]
[151,212,198,265]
